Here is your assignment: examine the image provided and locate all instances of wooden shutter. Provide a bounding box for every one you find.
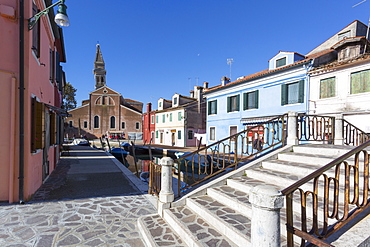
[243,93,247,110]
[298,80,304,103]
[255,90,259,108]
[227,97,231,112]
[236,95,240,111]
[281,84,287,105]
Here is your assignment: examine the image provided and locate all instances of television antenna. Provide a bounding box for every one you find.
[352,0,367,7]
[227,58,233,80]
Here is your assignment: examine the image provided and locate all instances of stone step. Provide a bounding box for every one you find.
[292,144,357,157]
[186,195,251,246]
[138,214,186,247]
[261,159,324,177]
[277,152,336,166]
[163,205,238,247]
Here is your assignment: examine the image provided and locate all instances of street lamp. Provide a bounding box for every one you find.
[28,0,70,30]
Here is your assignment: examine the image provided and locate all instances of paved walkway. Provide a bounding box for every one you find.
[0,146,157,247]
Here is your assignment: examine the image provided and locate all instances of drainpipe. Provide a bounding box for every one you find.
[19,0,25,204]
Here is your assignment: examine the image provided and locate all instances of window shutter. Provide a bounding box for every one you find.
[298,80,304,103]
[236,95,240,111]
[255,90,259,108]
[281,84,287,105]
[215,100,217,114]
[208,101,211,115]
[227,97,231,112]
[243,93,247,110]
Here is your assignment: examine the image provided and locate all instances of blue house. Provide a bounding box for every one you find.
[203,51,330,145]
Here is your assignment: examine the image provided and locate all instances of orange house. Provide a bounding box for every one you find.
[0,0,67,203]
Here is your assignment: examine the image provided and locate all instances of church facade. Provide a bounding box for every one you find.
[65,45,143,140]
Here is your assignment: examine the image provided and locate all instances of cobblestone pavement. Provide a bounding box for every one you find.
[0,195,156,246]
[0,145,157,246]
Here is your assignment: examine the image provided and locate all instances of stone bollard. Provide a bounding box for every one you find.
[334,114,344,145]
[158,157,174,217]
[287,111,298,145]
[250,185,284,247]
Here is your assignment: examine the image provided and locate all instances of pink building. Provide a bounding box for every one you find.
[0,0,67,203]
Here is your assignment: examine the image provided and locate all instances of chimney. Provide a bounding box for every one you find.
[221,76,230,86]
[146,103,152,113]
[203,81,209,89]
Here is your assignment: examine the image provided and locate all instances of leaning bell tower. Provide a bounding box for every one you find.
[93,44,107,89]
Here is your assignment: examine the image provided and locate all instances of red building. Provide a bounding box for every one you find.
[142,103,156,144]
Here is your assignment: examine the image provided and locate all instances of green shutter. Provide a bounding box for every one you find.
[281,84,287,105]
[227,97,231,112]
[255,90,259,108]
[298,80,304,103]
[236,95,240,111]
[208,101,211,115]
[215,100,217,114]
[243,93,247,110]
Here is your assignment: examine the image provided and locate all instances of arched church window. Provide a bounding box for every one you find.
[95,96,115,106]
[110,116,116,129]
[94,116,99,129]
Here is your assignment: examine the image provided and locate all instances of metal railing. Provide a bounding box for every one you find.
[281,140,370,246]
[173,114,288,197]
[343,119,370,146]
[148,161,161,196]
[297,114,335,143]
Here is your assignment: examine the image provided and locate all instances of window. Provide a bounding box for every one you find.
[320,77,336,98]
[227,95,240,112]
[174,97,178,105]
[170,113,173,122]
[83,121,88,128]
[69,121,73,127]
[31,2,40,58]
[230,126,238,142]
[162,114,165,123]
[159,102,162,108]
[156,131,158,138]
[156,116,158,123]
[188,130,194,139]
[276,57,286,68]
[50,49,55,82]
[243,90,259,110]
[351,69,370,94]
[210,127,216,141]
[208,100,217,115]
[178,130,182,139]
[338,30,351,41]
[121,122,126,129]
[110,116,116,128]
[151,115,154,124]
[281,80,304,105]
[136,122,140,130]
[31,98,44,152]
[94,116,100,128]
[178,112,182,121]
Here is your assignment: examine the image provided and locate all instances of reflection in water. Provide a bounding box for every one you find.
[115,154,162,182]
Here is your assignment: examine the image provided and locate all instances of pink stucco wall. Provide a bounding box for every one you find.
[0,0,63,203]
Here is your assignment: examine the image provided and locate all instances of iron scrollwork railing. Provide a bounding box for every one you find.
[297,114,335,143]
[173,114,288,197]
[343,119,370,146]
[281,140,370,247]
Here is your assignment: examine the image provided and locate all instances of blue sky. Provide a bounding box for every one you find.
[61,0,370,110]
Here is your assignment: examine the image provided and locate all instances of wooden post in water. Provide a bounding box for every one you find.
[106,137,111,152]
[131,141,139,177]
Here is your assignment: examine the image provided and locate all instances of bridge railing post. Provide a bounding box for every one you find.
[250,184,284,247]
[158,157,174,216]
[334,114,344,145]
[287,111,298,145]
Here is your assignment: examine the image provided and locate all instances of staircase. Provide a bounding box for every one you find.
[138,144,370,246]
